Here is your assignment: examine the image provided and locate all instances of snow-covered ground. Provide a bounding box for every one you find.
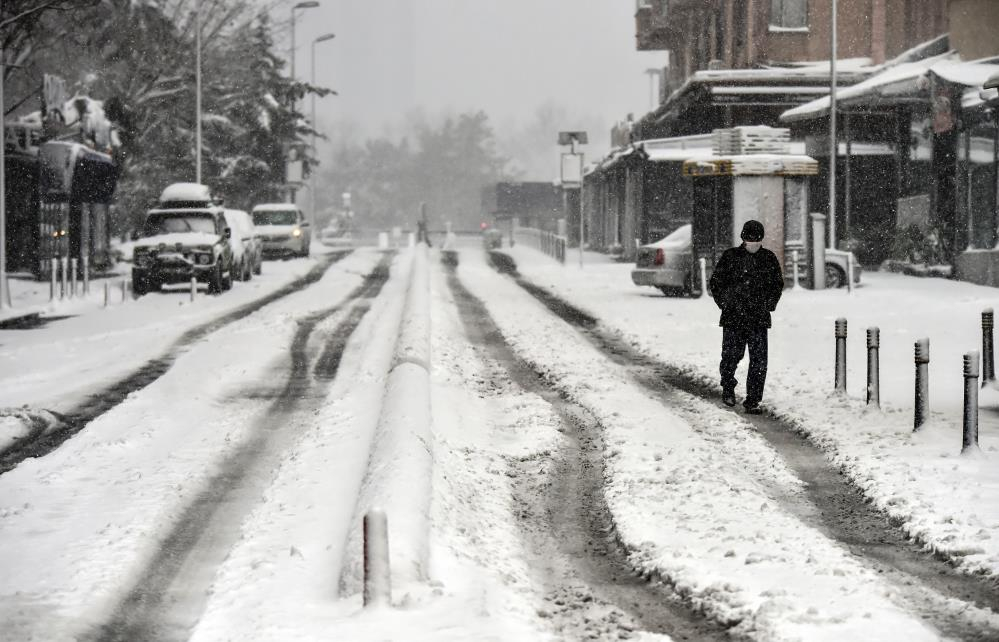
[500,243,999,581]
[0,239,997,641]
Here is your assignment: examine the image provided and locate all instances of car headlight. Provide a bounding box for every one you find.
[198,254,211,265]
[292,228,302,237]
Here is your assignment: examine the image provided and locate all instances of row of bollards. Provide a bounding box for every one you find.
[48,257,94,301]
[833,311,993,453]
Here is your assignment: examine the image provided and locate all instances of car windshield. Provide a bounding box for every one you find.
[253,210,298,225]
[143,214,217,236]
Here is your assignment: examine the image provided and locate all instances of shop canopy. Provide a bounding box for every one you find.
[781,53,999,122]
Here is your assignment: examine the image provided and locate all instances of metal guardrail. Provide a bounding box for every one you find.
[514,228,567,264]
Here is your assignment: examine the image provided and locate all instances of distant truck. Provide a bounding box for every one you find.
[130,183,235,295]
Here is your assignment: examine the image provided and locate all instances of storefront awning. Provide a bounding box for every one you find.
[781,54,999,122]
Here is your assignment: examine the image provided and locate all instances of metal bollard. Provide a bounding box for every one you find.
[834,318,848,392]
[82,256,89,295]
[363,509,391,608]
[914,338,930,431]
[867,327,880,407]
[963,351,980,454]
[103,281,110,308]
[792,249,801,289]
[50,258,57,302]
[699,257,707,297]
[190,277,197,302]
[121,278,127,303]
[60,257,68,300]
[70,258,78,298]
[982,309,995,386]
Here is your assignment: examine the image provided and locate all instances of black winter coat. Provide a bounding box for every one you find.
[709,245,784,328]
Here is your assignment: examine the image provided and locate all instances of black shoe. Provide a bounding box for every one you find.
[743,403,763,415]
[722,392,736,407]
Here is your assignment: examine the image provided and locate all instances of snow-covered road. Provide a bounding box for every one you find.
[0,239,997,641]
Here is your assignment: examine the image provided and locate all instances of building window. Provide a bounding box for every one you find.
[771,0,807,29]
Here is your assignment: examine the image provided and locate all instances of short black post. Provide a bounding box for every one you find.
[835,318,848,392]
[963,351,980,454]
[982,309,995,386]
[867,327,880,407]
[914,338,930,431]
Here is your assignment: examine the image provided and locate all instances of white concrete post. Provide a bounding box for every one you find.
[190,277,197,302]
[82,256,89,295]
[103,281,110,308]
[811,213,827,290]
[699,257,707,297]
[846,253,854,294]
[121,278,127,303]
[50,258,57,302]
[70,258,78,298]
[60,257,68,300]
[363,508,391,608]
[792,249,801,289]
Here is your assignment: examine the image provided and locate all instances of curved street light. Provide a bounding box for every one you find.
[290,1,320,84]
[310,33,336,232]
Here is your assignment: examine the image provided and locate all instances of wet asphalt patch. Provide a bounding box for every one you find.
[87,254,393,642]
[485,250,999,640]
[0,252,352,475]
[443,250,733,641]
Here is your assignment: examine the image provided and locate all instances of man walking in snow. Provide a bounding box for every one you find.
[708,220,784,414]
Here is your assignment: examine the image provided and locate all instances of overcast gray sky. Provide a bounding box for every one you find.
[283,0,666,171]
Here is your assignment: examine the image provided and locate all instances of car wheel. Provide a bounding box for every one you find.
[132,277,148,296]
[681,273,695,297]
[208,264,223,295]
[825,264,846,289]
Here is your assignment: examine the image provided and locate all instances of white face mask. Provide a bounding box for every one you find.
[744,241,763,253]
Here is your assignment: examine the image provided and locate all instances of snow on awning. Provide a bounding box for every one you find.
[781,54,999,122]
[781,52,957,123]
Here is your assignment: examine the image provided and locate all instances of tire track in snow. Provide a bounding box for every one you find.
[0,251,352,475]
[443,251,732,641]
[486,250,999,640]
[85,255,393,642]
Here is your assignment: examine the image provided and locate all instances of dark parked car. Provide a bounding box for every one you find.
[131,183,235,295]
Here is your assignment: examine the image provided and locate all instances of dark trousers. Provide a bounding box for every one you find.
[720,326,769,406]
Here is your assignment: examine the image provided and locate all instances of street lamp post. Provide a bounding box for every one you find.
[1,58,6,310]
[311,33,335,233]
[558,131,588,268]
[290,2,320,95]
[195,0,202,184]
[288,1,320,206]
[829,0,838,250]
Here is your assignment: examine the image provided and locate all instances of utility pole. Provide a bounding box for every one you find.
[195,0,202,184]
[311,33,335,233]
[0,56,6,309]
[829,0,838,250]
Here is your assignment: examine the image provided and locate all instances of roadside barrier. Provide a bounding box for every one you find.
[983,309,995,386]
[914,338,930,431]
[867,327,880,408]
[514,227,567,264]
[963,352,980,454]
[834,318,847,392]
[363,509,391,608]
[832,311,995,453]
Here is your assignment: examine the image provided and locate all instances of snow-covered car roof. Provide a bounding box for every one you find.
[251,203,300,212]
[642,224,691,250]
[159,182,213,204]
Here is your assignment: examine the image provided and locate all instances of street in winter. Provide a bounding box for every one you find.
[3,1,999,641]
